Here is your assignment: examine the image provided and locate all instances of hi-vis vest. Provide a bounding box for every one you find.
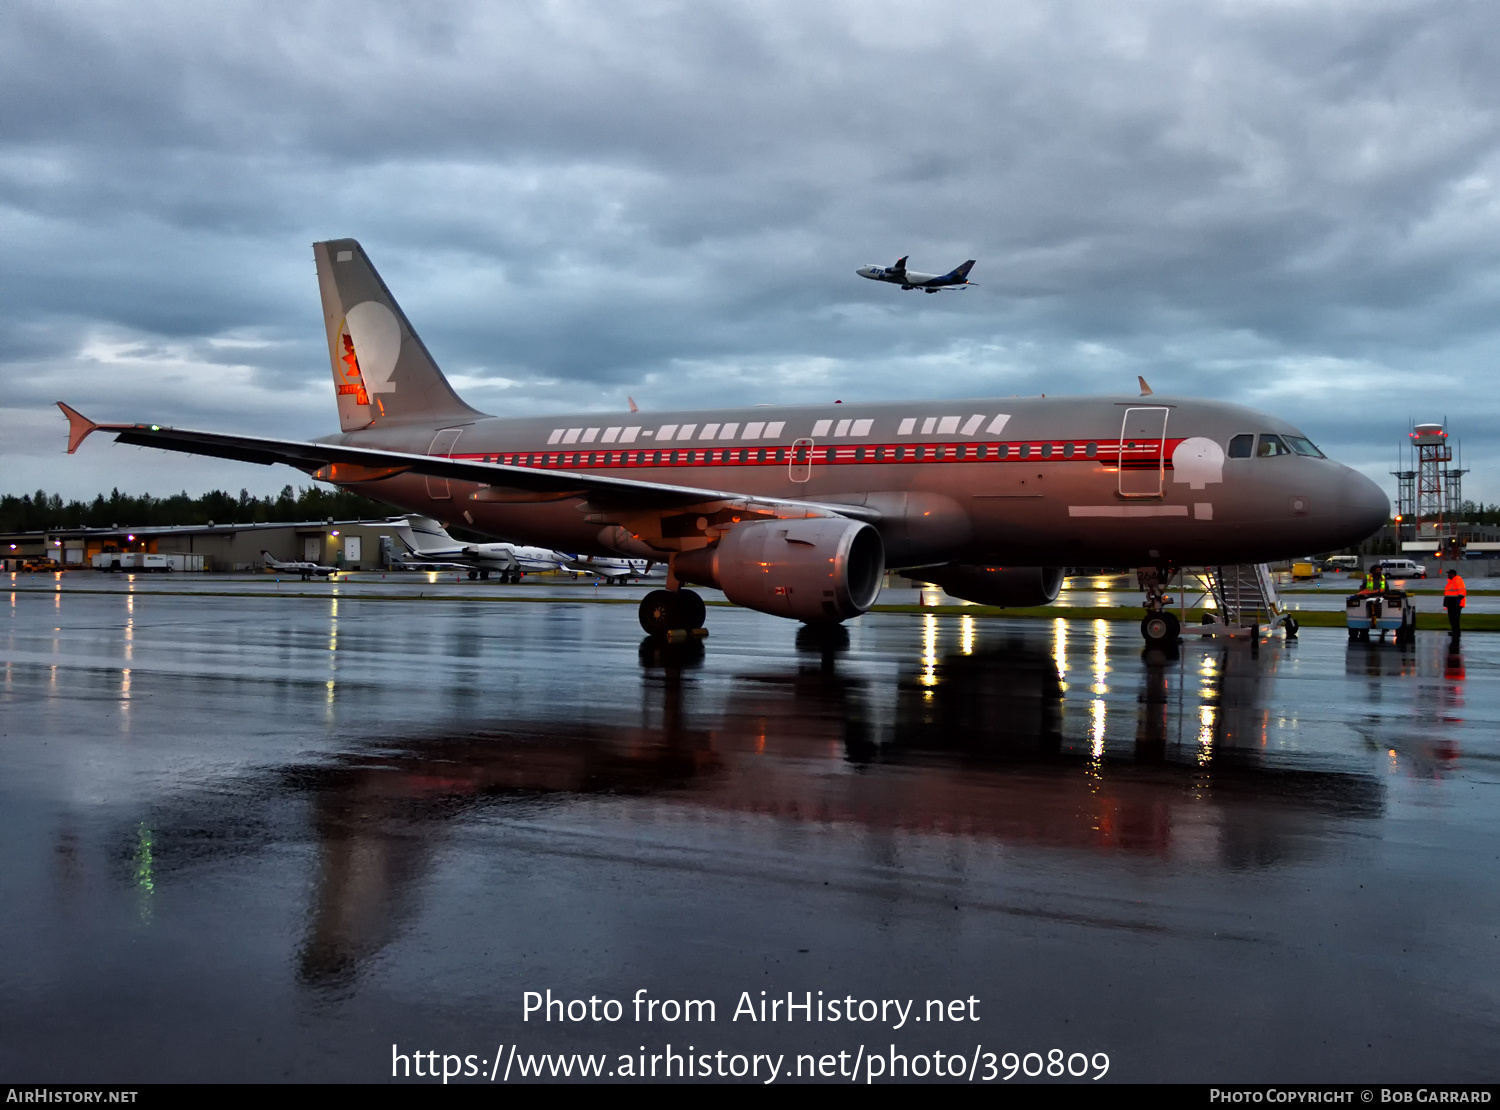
[1445,574,1467,606]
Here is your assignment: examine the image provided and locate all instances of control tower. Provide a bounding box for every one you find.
[1393,422,1466,539]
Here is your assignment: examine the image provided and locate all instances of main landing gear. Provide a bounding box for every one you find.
[639,589,707,638]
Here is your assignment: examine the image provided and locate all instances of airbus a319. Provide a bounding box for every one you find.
[60,239,1388,643]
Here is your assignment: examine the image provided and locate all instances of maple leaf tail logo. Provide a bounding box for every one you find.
[337,329,370,405]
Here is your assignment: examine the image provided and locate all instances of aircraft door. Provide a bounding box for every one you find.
[426,428,464,499]
[1117,407,1169,498]
[789,437,814,483]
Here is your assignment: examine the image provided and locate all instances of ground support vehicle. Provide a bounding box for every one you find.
[1345,589,1416,643]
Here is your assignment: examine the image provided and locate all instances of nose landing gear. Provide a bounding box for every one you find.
[1137,566,1181,645]
[639,588,708,638]
[1141,611,1180,646]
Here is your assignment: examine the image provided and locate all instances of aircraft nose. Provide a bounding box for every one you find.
[1337,468,1389,544]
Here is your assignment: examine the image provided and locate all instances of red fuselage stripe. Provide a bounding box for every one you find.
[443,438,1185,472]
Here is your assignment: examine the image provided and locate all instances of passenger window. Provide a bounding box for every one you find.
[1228,434,1253,458]
[1257,434,1291,457]
[1085,442,1096,458]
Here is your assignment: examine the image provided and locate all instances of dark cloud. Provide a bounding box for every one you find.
[4,0,1500,499]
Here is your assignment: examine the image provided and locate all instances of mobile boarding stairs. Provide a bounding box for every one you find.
[1146,564,1299,642]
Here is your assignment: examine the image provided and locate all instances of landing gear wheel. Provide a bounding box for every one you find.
[480,570,491,580]
[639,589,707,636]
[678,589,706,630]
[1141,611,1179,645]
[639,590,677,636]
[467,570,478,580]
[1284,615,1299,639]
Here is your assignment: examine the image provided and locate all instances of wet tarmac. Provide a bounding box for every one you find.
[2,582,1498,1083]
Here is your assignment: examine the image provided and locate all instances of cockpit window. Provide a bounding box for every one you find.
[1257,434,1292,457]
[1227,434,1253,459]
[1284,435,1325,458]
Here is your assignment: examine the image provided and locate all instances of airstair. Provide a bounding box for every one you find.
[1174,564,1297,638]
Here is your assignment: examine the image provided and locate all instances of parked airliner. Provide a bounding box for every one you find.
[60,238,1388,642]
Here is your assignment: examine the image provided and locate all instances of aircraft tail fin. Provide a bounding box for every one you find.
[313,239,484,433]
[401,515,462,556]
[950,260,976,281]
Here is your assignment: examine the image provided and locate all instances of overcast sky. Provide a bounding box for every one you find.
[4,0,1500,503]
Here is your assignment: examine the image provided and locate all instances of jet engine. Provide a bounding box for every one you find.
[674,517,885,623]
[903,564,1064,607]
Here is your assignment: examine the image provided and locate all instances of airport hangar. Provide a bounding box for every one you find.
[1,519,407,572]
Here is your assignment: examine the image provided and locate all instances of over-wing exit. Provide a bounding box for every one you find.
[856,256,976,292]
[59,238,1388,643]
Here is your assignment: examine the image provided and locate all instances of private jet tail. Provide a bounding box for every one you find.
[313,239,483,433]
[392,515,464,558]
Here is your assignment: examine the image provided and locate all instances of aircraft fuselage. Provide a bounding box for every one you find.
[324,393,1389,570]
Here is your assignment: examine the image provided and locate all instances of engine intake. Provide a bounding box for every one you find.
[903,564,1063,607]
[675,517,885,623]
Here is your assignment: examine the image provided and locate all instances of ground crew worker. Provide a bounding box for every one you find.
[1363,564,1386,593]
[1444,568,1466,636]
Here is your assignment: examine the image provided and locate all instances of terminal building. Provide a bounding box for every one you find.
[2,518,409,573]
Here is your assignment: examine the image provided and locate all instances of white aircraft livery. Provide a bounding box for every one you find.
[857,256,976,292]
[262,550,338,579]
[392,515,562,582]
[60,238,1388,642]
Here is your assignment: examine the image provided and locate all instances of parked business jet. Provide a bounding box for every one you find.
[391,515,561,582]
[262,551,339,579]
[857,257,976,292]
[560,554,664,584]
[61,238,1389,643]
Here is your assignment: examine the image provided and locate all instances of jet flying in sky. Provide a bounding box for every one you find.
[856,257,976,292]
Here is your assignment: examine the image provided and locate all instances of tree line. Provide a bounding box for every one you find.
[1,486,395,533]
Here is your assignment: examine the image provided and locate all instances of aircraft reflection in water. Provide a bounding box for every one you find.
[273,625,1381,987]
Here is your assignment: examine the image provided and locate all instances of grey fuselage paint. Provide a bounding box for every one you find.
[319,393,1390,570]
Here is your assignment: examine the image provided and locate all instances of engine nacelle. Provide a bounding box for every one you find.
[675,517,885,623]
[904,564,1064,607]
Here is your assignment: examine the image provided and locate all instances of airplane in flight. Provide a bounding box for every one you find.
[856,257,976,292]
[60,238,1388,644]
[262,550,339,580]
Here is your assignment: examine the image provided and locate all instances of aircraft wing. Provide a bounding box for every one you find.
[515,554,566,572]
[59,404,884,524]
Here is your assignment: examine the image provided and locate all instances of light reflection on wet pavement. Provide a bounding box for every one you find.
[1,584,1497,1082]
